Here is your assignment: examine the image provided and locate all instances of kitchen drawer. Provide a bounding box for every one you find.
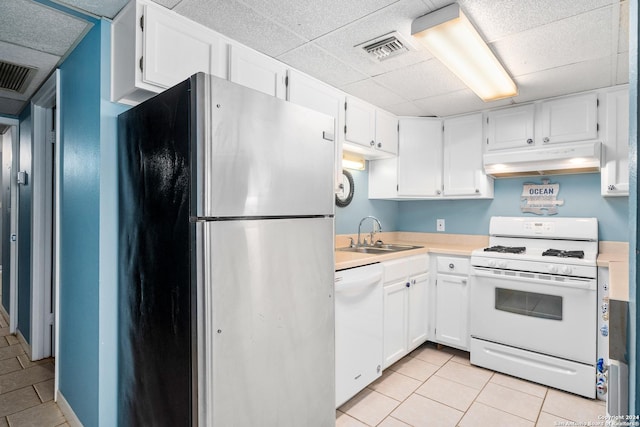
[383,254,429,283]
[437,256,470,275]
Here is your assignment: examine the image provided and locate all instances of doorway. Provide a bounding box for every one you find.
[30,71,59,361]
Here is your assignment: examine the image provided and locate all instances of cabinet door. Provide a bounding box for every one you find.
[486,104,535,151]
[345,97,376,149]
[602,89,629,196]
[407,272,429,351]
[540,93,598,144]
[397,118,442,197]
[229,43,287,99]
[287,70,344,193]
[443,113,483,196]
[375,109,398,155]
[369,158,398,199]
[383,281,408,369]
[435,274,468,350]
[143,5,218,88]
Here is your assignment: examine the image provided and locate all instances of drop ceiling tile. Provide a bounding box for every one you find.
[238,0,400,40]
[341,79,407,108]
[414,89,513,117]
[513,58,613,103]
[616,52,630,85]
[385,101,425,117]
[54,0,128,18]
[494,6,614,77]
[314,0,436,76]
[0,0,89,56]
[277,43,368,88]
[372,59,466,101]
[151,0,183,9]
[619,0,629,53]
[0,97,28,116]
[457,0,615,42]
[174,0,308,57]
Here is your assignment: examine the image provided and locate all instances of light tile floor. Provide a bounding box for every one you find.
[337,342,606,427]
[0,311,68,427]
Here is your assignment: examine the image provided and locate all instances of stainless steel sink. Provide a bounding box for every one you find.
[337,243,423,255]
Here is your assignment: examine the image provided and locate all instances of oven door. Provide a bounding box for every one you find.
[470,266,596,364]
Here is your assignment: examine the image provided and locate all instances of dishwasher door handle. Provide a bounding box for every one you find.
[335,272,383,293]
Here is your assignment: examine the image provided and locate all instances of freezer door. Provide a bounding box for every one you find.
[199,218,335,426]
[195,75,335,218]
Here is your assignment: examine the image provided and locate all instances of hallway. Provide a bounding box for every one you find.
[0,311,68,426]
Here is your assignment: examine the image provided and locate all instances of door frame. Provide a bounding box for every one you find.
[0,117,19,334]
[30,71,59,361]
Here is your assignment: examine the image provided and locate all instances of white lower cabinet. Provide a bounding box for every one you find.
[382,255,429,369]
[434,256,470,350]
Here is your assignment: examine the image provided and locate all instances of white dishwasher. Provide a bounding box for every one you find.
[335,263,384,408]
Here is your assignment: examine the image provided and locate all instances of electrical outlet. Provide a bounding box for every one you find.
[436,219,445,232]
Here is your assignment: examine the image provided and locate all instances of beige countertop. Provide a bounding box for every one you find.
[336,233,630,301]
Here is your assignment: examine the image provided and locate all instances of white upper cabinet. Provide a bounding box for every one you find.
[287,70,344,193]
[111,0,228,105]
[443,113,492,197]
[397,118,442,197]
[601,87,629,196]
[229,43,287,99]
[344,97,398,159]
[539,92,598,145]
[375,110,399,156]
[486,104,535,151]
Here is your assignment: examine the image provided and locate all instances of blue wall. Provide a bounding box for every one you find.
[335,168,398,234]
[58,22,101,427]
[337,168,629,242]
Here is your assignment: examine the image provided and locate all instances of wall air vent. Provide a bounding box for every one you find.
[0,60,36,94]
[357,31,416,62]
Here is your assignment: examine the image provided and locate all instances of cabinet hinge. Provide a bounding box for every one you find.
[597,123,599,132]
[140,15,144,31]
[344,101,347,111]
[397,122,400,132]
[486,116,489,124]
[396,184,399,191]
[139,56,143,72]
[486,138,489,145]
[344,125,347,134]
[285,75,288,87]
[47,131,55,145]
[597,98,599,108]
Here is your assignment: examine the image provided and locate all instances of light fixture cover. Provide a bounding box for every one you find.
[411,3,517,101]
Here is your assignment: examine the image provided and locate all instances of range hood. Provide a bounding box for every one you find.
[483,141,601,178]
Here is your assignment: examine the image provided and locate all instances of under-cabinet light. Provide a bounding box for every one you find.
[411,3,517,101]
[342,156,366,171]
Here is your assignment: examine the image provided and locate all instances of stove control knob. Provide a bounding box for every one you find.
[488,260,497,268]
[548,265,558,273]
[560,265,572,275]
[497,260,507,268]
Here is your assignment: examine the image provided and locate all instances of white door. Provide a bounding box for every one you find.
[383,281,408,369]
[229,43,287,99]
[397,118,442,197]
[443,113,483,196]
[407,272,429,351]
[435,274,468,350]
[539,93,598,144]
[486,104,535,151]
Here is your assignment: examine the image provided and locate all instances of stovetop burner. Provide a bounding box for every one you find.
[542,249,585,259]
[484,245,526,254]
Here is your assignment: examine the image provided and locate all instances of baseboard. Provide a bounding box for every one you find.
[57,390,83,427]
[0,304,8,323]
[16,330,31,357]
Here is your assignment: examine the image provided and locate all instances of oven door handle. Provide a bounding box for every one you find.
[470,267,596,291]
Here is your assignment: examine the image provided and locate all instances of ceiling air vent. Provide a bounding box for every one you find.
[0,60,36,94]
[357,31,416,62]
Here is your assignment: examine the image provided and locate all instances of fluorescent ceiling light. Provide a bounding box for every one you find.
[411,3,517,101]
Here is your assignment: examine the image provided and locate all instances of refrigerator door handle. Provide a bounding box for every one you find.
[323,131,335,142]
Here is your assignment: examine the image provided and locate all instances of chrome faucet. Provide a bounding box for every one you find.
[357,216,382,247]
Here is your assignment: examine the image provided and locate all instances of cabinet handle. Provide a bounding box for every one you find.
[411,279,416,285]
[462,279,467,284]
[449,263,455,269]
[370,140,375,147]
[377,142,382,148]
[475,188,480,194]
[543,137,550,143]
[406,282,410,288]
[526,138,533,144]
[436,190,441,195]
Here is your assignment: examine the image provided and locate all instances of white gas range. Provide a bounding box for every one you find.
[469,216,598,398]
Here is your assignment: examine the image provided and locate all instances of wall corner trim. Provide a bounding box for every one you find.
[56,391,83,427]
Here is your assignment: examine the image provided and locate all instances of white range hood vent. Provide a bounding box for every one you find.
[483,141,601,178]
